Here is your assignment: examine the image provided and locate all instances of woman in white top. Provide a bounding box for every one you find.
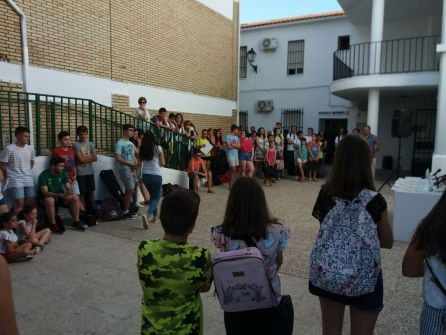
[139,131,165,228]
[135,97,150,129]
[254,127,267,177]
[403,189,446,335]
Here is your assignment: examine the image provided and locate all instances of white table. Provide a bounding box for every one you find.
[393,190,442,242]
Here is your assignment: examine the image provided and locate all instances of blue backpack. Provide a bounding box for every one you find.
[310,189,381,297]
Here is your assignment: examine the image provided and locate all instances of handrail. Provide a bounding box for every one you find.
[0,90,195,170]
[333,35,441,80]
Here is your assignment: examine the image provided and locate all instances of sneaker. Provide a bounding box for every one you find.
[72,221,86,232]
[149,216,158,223]
[79,220,89,229]
[51,224,64,235]
[142,215,149,229]
[123,212,136,220]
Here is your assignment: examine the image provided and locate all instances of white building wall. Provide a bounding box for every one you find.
[240,17,358,131]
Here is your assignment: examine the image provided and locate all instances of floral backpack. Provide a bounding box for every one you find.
[309,189,381,297]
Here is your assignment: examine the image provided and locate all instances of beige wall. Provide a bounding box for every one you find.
[1,0,238,101]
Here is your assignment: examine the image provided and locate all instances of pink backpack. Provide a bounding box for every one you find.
[212,247,278,312]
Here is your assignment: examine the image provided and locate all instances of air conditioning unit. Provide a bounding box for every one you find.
[257,100,274,113]
[262,37,279,50]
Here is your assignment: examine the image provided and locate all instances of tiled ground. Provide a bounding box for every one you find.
[9,176,423,334]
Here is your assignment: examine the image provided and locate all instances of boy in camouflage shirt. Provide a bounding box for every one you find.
[137,190,212,335]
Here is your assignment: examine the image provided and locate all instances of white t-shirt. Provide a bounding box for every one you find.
[424,255,446,309]
[142,146,163,177]
[0,229,18,254]
[134,107,150,122]
[17,219,32,243]
[286,133,298,151]
[0,144,35,189]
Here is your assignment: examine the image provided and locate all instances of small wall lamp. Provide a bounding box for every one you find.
[247,48,258,73]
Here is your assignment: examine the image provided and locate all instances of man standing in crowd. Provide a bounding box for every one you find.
[73,125,97,216]
[115,124,138,219]
[38,156,84,232]
[225,125,241,189]
[363,125,381,175]
[286,126,299,176]
[151,107,169,128]
[0,126,36,214]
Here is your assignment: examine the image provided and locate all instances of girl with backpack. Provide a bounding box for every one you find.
[309,135,393,335]
[403,189,446,335]
[210,177,292,335]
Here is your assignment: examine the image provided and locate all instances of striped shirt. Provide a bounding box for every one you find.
[0,144,35,189]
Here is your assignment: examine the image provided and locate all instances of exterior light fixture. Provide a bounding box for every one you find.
[247,48,258,73]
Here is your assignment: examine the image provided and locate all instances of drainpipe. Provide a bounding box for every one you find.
[5,0,34,148]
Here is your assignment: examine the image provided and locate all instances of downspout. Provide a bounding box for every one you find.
[5,0,34,147]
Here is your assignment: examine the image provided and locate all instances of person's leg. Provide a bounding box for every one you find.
[146,175,162,219]
[139,181,151,203]
[43,197,57,226]
[319,297,345,335]
[8,242,33,259]
[206,160,213,191]
[247,161,254,177]
[240,160,247,176]
[228,166,236,189]
[298,163,305,181]
[123,189,133,211]
[14,198,24,215]
[67,195,80,221]
[193,175,199,192]
[350,306,379,335]
[35,228,51,245]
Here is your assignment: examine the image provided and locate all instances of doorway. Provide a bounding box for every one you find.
[319,118,348,164]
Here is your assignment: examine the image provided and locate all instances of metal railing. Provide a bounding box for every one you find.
[333,35,440,80]
[0,90,194,170]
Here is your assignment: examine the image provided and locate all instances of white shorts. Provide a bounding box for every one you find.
[227,156,239,168]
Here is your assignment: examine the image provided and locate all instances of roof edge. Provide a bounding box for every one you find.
[241,10,346,29]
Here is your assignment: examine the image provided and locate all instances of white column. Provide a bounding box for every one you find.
[367,89,380,135]
[432,0,446,173]
[369,0,385,73]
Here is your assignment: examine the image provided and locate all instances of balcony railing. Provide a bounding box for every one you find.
[333,35,441,80]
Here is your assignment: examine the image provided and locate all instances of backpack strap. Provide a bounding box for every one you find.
[426,259,446,297]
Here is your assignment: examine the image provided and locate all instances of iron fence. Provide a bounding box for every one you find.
[333,35,440,80]
[0,90,194,170]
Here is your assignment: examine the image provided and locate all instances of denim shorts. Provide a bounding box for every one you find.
[0,197,6,206]
[239,151,251,161]
[8,186,36,200]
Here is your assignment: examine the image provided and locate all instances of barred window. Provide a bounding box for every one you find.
[287,40,305,75]
[239,110,248,129]
[240,46,247,78]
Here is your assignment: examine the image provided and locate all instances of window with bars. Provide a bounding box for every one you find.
[287,40,305,75]
[239,110,248,129]
[240,46,247,78]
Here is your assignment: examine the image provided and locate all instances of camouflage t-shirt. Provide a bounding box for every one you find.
[137,239,212,335]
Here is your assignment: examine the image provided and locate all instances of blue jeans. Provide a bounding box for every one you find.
[142,174,162,217]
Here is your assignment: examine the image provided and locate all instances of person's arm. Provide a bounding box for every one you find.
[187,160,194,174]
[64,182,74,196]
[18,221,32,240]
[250,146,254,161]
[159,149,165,167]
[0,256,19,335]
[0,168,4,182]
[0,162,6,176]
[377,209,393,249]
[374,140,381,157]
[402,235,425,277]
[115,154,136,168]
[39,185,64,199]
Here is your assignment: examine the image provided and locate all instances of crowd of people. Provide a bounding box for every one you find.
[2,100,445,335]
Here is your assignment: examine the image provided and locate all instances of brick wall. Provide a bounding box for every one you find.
[1,0,238,101]
[0,81,23,91]
[0,1,22,64]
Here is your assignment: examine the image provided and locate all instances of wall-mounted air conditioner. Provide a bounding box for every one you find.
[262,37,279,51]
[257,100,274,113]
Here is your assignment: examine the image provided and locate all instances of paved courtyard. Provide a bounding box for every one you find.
[10,177,423,334]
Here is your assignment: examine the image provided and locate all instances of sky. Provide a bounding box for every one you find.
[240,0,342,24]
